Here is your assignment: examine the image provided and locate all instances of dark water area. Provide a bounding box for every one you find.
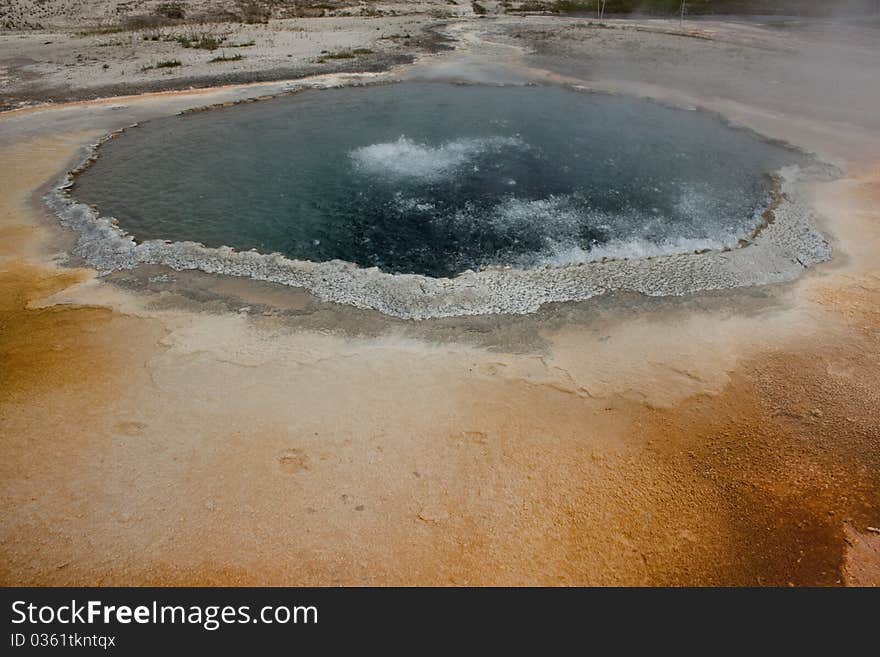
[74,83,804,277]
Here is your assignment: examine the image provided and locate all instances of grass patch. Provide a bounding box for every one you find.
[177,33,226,50]
[142,59,183,71]
[208,54,244,63]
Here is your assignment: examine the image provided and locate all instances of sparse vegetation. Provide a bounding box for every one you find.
[208,54,244,63]
[124,14,178,30]
[142,59,183,71]
[236,0,272,24]
[514,0,554,10]
[551,0,598,12]
[540,0,846,16]
[317,48,376,63]
[76,25,129,37]
[177,33,226,51]
[155,2,186,20]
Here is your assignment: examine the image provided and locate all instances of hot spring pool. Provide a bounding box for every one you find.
[72,82,806,279]
[56,81,832,318]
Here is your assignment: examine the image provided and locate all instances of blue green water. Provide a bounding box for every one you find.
[72,83,803,278]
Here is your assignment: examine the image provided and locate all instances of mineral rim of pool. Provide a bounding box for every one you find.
[72,82,808,278]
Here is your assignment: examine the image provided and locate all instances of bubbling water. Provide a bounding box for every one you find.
[350,135,528,183]
[72,82,806,278]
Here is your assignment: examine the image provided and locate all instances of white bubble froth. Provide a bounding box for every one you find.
[350,135,526,182]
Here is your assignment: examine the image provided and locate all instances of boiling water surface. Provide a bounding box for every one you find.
[73,83,804,278]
